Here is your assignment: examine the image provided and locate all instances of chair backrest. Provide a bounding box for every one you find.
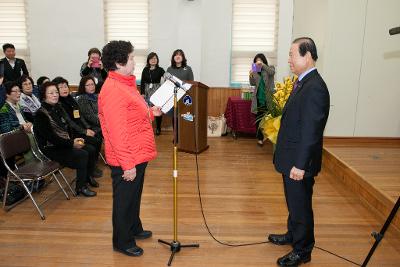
[0,129,31,160]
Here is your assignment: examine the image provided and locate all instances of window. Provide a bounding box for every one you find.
[0,0,30,69]
[231,0,279,86]
[104,0,149,79]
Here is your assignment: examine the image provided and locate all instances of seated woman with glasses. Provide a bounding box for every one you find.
[0,81,32,134]
[76,76,102,135]
[33,82,98,197]
[0,81,34,178]
[18,75,41,122]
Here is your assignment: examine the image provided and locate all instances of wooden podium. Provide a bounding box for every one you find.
[178,81,209,154]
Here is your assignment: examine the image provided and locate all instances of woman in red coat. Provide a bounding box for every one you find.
[99,41,162,257]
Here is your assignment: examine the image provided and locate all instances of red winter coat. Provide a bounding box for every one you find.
[98,71,157,170]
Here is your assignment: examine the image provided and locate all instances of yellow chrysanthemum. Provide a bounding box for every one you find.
[261,115,281,144]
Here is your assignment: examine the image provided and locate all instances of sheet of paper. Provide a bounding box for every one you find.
[150,78,192,113]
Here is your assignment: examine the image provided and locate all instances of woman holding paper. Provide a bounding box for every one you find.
[99,41,162,257]
[140,52,165,135]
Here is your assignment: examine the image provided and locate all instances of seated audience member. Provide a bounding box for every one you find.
[18,75,41,122]
[76,76,102,134]
[0,81,33,177]
[37,76,50,87]
[0,81,32,134]
[0,43,29,83]
[80,48,108,92]
[33,82,98,196]
[53,76,102,177]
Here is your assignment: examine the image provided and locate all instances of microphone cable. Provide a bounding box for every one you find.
[190,118,362,264]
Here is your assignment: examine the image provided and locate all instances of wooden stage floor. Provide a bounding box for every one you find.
[0,133,399,266]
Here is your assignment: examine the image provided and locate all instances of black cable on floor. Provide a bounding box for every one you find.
[191,129,362,265]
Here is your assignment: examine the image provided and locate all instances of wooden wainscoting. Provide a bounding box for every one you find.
[207,87,241,117]
[70,85,241,118]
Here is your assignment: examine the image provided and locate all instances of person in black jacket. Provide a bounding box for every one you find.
[140,52,165,135]
[268,37,330,267]
[53,76,103,178]
[0,43,29,83]
[33,82,98,197]
[80,48,108,92]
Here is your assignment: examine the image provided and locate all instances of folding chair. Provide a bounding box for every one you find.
[0,129,70,220]
[30,126,76,197]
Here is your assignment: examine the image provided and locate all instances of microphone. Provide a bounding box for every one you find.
[164,72,185,89]
[389,27,400,35]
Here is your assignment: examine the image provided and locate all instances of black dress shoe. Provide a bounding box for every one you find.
[88,176,99,188]
[88,177,99,187]
[155,128,161,136]
[76,186,97,197]
[92,168,103,178]
[134,230,152,240]
[268,233,293,245]
[277,250,311,267]
[113,246,143,257]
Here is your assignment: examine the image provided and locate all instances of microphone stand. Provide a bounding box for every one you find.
[361,196,399,267]
[158,83,199,266]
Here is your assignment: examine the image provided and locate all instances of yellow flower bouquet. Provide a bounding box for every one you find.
[258,75,297,144]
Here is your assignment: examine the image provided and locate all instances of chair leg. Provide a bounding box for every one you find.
[52,173,70,200]
[19,179,45,220]
[58,170,76,197]
[99,153,107,165]
[2,176,10,209]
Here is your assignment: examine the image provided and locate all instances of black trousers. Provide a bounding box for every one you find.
[111,162,148,250]
[255,110,265,141]
[155,116,162,131]
[43,144,97,189]
[283,174,315,255]
[74,134,102,163]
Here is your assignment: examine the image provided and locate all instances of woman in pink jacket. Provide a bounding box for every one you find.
[99,41,162,257]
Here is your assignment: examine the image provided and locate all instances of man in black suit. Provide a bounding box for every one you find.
[268,37,330,267]
[1,43,29,83]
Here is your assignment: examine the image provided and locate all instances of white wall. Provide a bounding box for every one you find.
[293,0,400,137]
[25,0,293,88]
[25,0,399,136]
[27,0,105,85]
[354,0,400,136]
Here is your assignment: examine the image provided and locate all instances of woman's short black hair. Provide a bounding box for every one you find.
[52,76,69,88]
[101,41,134,71]
[88,47,101,57]
[146,52,159,68]
[78,76,96,95]
[293,37,318,61]
[171,49,187,68]
[18,74,35,89]
[37,76,50,86]
[253,53,268,65]
[4,81,19,95]
[39,81,58,101]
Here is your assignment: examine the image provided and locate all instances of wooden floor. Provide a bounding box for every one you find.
[0,133,399,267]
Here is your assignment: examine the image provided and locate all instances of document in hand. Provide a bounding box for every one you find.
[150,76,192,113]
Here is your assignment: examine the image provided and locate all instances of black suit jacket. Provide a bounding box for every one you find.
[274,69,330,177]
[0,57,29,82]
